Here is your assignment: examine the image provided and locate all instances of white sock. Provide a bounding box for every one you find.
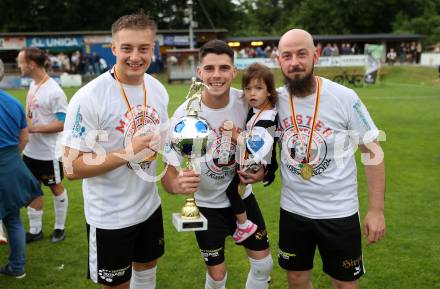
[205,272,227,289]
[27,207,43,234]
[0,220,6,237]
[54,190,68,230]
[237,220,251,229]
[130,266,157,289]
[245,254,273,289]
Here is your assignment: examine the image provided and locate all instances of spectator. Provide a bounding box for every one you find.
[71,51,81,73]
[58,53,70,72]
[332,43,340,56]
[351,43,359,55]
[315,43,322,56]
[270,47,278,61]
[416,42,422,64]
[386,48,397,65]
[398,43,406,64]
[410,42,417,64]
[256,46,266,58]
[239,48,247,58]
[405,43,413,63]
[99,57,108,73]
[341,43,352,55]
[264,46,272,57]
[321,43,333,56]
[92,53,101,74]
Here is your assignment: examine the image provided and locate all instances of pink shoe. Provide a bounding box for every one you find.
[0,235,7,245]
[233,221,258,243]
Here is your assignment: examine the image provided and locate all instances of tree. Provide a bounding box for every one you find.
[1,0,439,45]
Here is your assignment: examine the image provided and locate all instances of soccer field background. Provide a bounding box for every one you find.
[1,66,439,289]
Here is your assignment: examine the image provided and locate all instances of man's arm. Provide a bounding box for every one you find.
[161,165,200,195]
[359,140,385,244]
[18,127,29,152]
[28,119,64,133]
[63,133,159,180]
[63,146,127,180]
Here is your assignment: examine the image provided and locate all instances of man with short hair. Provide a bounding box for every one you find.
[276,29,385,289]
[17,47,69,244]
[162,39,273,289]
[62,11,168,289]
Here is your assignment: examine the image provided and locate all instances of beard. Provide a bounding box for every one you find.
[284,66,315,97]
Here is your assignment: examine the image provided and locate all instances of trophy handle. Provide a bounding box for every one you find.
[185,158,201,174]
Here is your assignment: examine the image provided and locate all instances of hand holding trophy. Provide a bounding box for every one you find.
[170,78,211,231]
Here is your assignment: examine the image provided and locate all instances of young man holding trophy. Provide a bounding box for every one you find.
[62,11,168,289]
[162,40,273,289]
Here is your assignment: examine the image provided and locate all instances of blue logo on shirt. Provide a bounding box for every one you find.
[72,106,86,138]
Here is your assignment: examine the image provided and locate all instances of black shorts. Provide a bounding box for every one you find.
[278,209,364,281]
[195,194,269,266]
[86,206,165,286]
[23,155,64,186]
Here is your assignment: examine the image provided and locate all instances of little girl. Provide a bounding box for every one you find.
[223,63,278,243]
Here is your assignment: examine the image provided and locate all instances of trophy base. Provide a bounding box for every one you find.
[172,213,207,232]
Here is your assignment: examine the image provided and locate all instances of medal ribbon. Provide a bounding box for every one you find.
[113,66,147,133]
[26,74,49,124]
[288,76,321,164]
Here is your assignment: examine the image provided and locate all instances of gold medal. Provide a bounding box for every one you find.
[300,163,313,180]
[289,77,321,180]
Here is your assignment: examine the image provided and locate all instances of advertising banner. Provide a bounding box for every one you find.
[26,37,83,49]
[0,37,26,50]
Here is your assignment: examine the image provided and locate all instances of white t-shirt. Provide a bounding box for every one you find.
[165,88,252,208]
[277,77,379,219]
[24,78,68,160]
[62,71,169,229]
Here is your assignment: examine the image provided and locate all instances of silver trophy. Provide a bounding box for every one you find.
[171,78,211,232]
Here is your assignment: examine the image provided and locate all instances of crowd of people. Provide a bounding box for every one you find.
[235,41,430,68]
[235,42,362,60]
[46,51,108,75]
[7,39,428,80]
[1,10,386,289]
[236,46,278,59]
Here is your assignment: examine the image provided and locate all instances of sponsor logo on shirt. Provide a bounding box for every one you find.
[279,121,331,177]
[203,127,238,182]
[353,99,372,130]
[117,104,161,170]
[72,106,86,138]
